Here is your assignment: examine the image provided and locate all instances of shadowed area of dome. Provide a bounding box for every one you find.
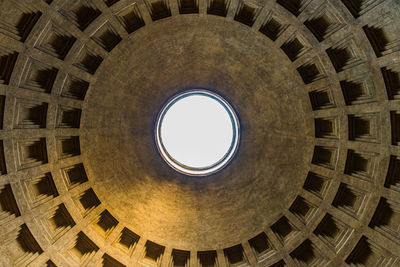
[0,0,400,266]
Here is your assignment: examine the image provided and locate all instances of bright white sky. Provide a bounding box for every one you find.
[160,94,234,168]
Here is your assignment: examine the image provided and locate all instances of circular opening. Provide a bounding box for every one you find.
[155,90,240,176]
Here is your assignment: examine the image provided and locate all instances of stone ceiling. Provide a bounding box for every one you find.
[0,0,399,266]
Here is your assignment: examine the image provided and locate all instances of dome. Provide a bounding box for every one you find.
[0,0,399,266]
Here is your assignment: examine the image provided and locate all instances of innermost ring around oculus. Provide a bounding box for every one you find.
[155,89,240,176]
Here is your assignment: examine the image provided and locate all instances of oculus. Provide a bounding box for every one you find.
[155,89,240,176]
